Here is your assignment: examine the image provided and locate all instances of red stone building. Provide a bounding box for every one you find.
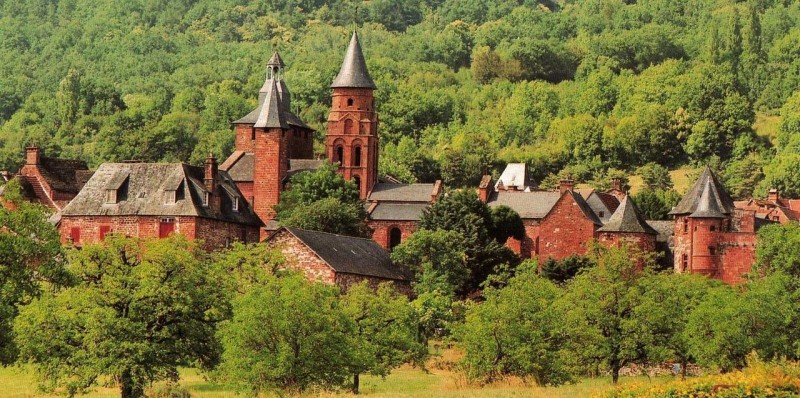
[366,182,442,250]
[735,189,800,224]
[670,167,768,284]
[58,157,261,250]
[5,146,92,211]
[265,226,410,292]
[596,196,658,253]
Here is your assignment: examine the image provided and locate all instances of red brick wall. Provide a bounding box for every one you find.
[253,127,287,236]
[235,181,254,206]
[672,215,757,284]
[327,87,378,199]
[597,232,656,252]
[59,215,258,250]
[504,219,541,259]
[538,194,598,261]
[718,232,757,284]
[266,230,337,284]
[369,220,418,249]
[234,124,256,152]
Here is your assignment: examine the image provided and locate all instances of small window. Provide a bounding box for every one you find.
[710,225,716,231]
[203,192,210,207]
[335,146,344,164]
[164,190,176,205]
[233,197,239,212]
[773,216,780,221]
[354,146,362,167]
[709,246,716,256]
[105,189,117,204]
[599,211,605,218]
[389,227,402,250]
[682,254,688,270]
[683,219,689,233]
[347,98,353,107]
[250,127,256,140]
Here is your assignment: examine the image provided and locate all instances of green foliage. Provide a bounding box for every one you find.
[637,163,673,191]
[14,235,229,398]
[460,263,571,386]
[631,189,681,221]
[391,229,468,296]
[217,272,353,395]
[0,181,68,365]
[341,283,427,394]
[419,189,520,294]
[275,163,370,237]
[539,255,594,285]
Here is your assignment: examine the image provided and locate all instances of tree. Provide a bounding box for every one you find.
[275,163,370,237]
[460,262,571,385]
[391,229,468,295]
[341,283,427,394]
[217,272,354,395]
[632,189,681,221]
[637,162,673,191]
[419,189,520,294]
[539,255,594,285]
[14,236,229,398]
[0,181,69,365]
[560,244,656,384]
[489,205,525,244]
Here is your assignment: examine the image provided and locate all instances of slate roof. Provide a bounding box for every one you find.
[233,55,310,129]
[369,203,430,221]
[279,227,408,280]
[598,196,658,234]
[670,166,734,216]
[689,180,728,218]
[368,183,436,202]
[583,191,620,223]
[647,220,674,243]
[267,51,285,68]
[37,157,90,193]
[331,31,377,89]
[568,191,604,227]
[221,154,323,183]
[487,191,561,219]
[61,163,261,226]
[286,159,325,180]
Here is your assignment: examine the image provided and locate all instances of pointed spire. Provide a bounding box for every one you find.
[254,79,287,129]
[267,51,285,68]
[331,31,376,89]
[669,166,734,216]
[598,196,658,234]
[689,180,727,218]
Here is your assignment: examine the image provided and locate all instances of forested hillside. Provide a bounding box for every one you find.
[1,0,799,198]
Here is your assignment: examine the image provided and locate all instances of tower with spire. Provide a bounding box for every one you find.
[222,51,314,233]
[327,31,379,199]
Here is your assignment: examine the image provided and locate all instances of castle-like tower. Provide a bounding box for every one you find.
[225,52,314,229]
[669,167,740,279]
[327,32,379,199]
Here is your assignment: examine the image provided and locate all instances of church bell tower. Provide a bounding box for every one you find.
[327,31,378,199]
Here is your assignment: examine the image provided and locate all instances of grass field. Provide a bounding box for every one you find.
[1,361,672,398]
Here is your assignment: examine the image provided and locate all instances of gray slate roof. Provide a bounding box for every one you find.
[584,191,619,224]
[646,220,674,243]
[370,203,430,221]
[280,227,407,280]
[61,163,261,226]
[689,180,727,218]
[670,166,734,216]
[267,51,285,68]
[569,191,604,227]
[368,183,436,202]
[254,78,287,129]
[233,60,310,129]
[598,196,658,234]
[286,159,326,180]
[487,191,561,219]
[37,157,91,193]
[221,154,323,183]
[331,31,377,89]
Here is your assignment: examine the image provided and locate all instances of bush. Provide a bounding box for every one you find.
[604,357,800,398]
[146,383,191,398]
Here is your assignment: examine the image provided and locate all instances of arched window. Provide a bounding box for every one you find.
[354,146,362,167]
[335,146,344,165]
[353,175,361,193]
[389,227,402,250]
[347,98,354,107]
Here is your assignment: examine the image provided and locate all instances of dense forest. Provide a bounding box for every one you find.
[1,0,799,198]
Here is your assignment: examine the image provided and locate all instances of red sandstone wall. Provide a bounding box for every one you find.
[234,125,256,152]
[327,87,378,199]
[718,232,757,284]
[253,127,287,235]
[597,232,656,253]
[369,220,418,249]
[59,215,258,250]
[538,195,598,261]
[504,219,541,259]
[267,230,337,284]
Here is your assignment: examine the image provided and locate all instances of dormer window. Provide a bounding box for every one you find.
[163,190,176,205]
[233,197,239,212]
[203,192,210,207]
[105,189,117,204]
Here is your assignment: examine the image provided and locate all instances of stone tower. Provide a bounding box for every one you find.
[327,31,379,199]
[669,167,734,277]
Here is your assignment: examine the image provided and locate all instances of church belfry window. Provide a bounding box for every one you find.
[354,146,362,167]
[335,146,344,165]
[347,98,354,107]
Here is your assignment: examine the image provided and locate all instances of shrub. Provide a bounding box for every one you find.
[146,383,191,398]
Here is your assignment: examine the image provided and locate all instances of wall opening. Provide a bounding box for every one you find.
[354,146,362,166]
[389,227,402,250]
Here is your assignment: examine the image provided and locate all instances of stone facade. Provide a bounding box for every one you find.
[370,220,419,250]
[538,192,600,261]
[327,87,379,199]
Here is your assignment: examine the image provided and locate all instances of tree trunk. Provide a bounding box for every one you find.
[120,369,143,398]
[352,373,360,394]
[611,366,620,385]
[681,359,688,380]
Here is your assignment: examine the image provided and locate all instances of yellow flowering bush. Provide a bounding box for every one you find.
[601,358,800,398]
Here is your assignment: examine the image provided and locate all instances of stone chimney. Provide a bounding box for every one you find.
[26,146,40,165]
[478,175,492,203]
[611,177,622,192]
[769,189,780,202]
[559,178,574,195]
[432,180,443,203]
[204,153,218,194]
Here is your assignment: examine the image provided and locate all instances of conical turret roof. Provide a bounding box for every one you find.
[669,166,734,216]
[254,78,287,129]
[267,51,285,68]
[331,31,376,89]
[689,180,727,218]
[598,196,658,234]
